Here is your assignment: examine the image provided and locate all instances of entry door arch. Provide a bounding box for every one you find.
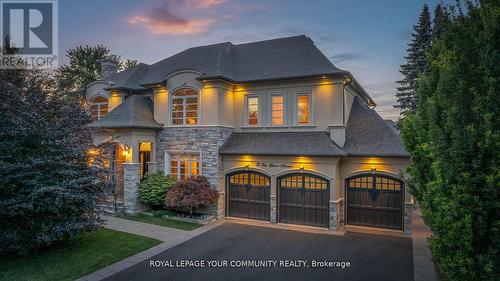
[226,170,271,221]
[278,173,330,228]
[345,173,404,230]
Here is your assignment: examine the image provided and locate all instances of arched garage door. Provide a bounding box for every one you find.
[278,173,329,228]
[227,171,270,221]
[346,174,404,230]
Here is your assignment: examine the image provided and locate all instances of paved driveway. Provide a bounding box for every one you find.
[104,223,413,281]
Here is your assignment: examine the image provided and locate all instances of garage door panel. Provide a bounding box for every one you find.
[279,174,329,228]
[227,172,270,221]
[346,174,403,230]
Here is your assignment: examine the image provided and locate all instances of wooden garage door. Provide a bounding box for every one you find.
[278,173,329,228]
[346,174,403,230]
[227,171,270,221]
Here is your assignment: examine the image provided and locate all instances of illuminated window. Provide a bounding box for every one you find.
[89,96,108,121]
[168,153,200,180]
[247,96,259,125]
[271,95,284,125]
[297,93,310,124]
[171,88,198,125]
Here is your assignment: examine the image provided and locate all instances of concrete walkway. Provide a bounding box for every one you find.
[76,215,224,281]
[412,206,439,281]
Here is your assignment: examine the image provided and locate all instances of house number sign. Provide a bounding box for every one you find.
[255,162,292,168]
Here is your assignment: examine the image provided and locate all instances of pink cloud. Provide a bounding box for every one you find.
[128,0,227,35]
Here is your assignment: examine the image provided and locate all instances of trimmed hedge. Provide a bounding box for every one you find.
[139,172,174,209]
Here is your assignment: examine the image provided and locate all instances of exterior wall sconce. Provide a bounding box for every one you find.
[300,166,304,173]
[371,167,377,174]
[245,164,249,170]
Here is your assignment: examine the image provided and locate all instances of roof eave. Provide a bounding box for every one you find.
[197,72,350,84]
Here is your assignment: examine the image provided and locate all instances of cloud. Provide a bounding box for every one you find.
[128,0,226,35]
[331,52,369,63]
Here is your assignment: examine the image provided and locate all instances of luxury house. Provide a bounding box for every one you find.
[86,35,412,234]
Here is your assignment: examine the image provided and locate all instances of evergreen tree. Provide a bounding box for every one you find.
[432,4,450,40]
[402,1,499,280]
[395,4,432,116]
[0,47,107,254]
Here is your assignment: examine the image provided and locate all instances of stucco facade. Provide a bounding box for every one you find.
[86,35,412,234]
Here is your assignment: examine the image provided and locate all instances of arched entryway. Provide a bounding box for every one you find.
[278,173,330,228]
[345,173,404,230]
[226,171,271,221]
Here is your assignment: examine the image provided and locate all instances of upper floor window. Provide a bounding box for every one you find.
[271,95,284,126]
[89,96,108,121]
[296,93,311,125]
[171,88,198,125]
[246,96,259,126]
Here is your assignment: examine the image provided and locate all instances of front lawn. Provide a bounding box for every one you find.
[119,213,202,231]
[0,228,161,281]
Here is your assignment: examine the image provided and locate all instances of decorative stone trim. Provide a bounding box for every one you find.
[270,195,277,223]
[329,198,344,231]
[404,202,414,235]
[123,163,142,214]
[146,161,158,173]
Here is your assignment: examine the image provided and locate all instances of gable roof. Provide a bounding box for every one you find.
[219,132,346,157]
[343,98,409,157]
[87,95,162,130]
[105,35,347,89]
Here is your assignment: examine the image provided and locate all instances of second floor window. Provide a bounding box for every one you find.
[297,93,310,124]
[171,88,198,125]
[89,96,108,121]
[247,96,259,125]
[271,95,284,126]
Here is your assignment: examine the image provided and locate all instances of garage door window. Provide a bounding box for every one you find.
[280,175,327,190]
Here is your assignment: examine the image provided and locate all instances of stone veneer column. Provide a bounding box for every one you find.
[404,202,414,235]
[270,175,277,223]
[123,163,141,214]
[329,198,345,231]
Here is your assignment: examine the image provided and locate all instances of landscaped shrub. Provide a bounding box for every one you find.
[164,176,219,214]
[139,172,174,209]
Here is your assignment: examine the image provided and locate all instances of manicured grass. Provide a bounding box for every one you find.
[120,213,202,231]
[0,228,161,281]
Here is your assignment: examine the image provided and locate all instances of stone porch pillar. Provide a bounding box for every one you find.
[123,163,141,214]
[147,161,158,173]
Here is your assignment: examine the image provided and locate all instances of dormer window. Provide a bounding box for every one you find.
[171,87,198,125]
[89,96,108,121]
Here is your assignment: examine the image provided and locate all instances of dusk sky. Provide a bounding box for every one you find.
[59,0,450,120]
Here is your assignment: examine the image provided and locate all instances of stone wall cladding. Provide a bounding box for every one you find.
[156,126,234,216]
[404,202,414,235]
[157,126,233,185]
[329,198,345,231]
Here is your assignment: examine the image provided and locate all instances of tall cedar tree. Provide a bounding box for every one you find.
[395,4,432,116]
[0,44,107,254]
[56,45,137,92]
[402,1,499,280]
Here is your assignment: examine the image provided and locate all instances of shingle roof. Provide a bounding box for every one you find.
[344,98,409,157]
[219,132,346,157]
[87,95,162,130]
[105,35,347,90]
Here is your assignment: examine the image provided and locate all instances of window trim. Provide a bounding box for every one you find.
[169,86,200,126]
[244,94,261,127]
[89,94,109,121]
[268,93,287,127]
[164,151,202,180]
[293,90,314,125]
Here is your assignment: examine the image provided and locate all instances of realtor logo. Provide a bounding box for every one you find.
[0,0,58,68]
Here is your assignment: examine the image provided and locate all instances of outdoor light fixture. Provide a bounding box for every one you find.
[371,167,377,174]
[245,164,249,170]
[300,166,304,173]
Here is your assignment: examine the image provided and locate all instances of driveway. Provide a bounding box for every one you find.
[103,223,413,281]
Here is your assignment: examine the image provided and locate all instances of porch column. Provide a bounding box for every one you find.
[147,161,158,173]
[123,163,142,214]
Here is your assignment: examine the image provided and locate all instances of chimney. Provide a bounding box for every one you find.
[100,59,118,80]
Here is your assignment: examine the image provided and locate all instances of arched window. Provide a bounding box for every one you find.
[171,88,198,125]
[89,96,108,121]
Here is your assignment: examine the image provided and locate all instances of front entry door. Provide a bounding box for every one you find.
[278,173,329,228]
[346,174,404,230]
[227,171,270,221]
